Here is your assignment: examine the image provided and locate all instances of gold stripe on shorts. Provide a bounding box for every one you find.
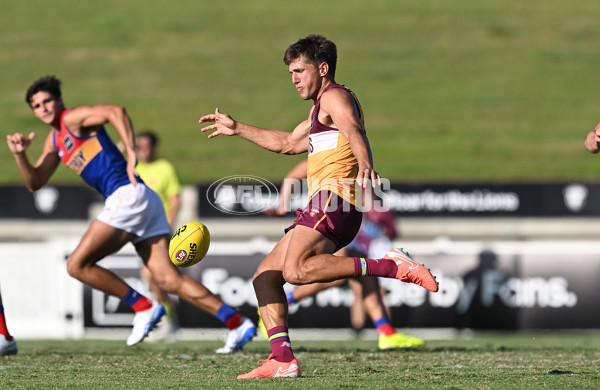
[312,192,333,230]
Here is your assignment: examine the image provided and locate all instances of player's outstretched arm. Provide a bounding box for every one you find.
[585,129,600,154]
[6,131,60,191]
[199,107,310,155]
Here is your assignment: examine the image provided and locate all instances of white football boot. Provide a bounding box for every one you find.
[127,301,166,346]
[215,318,257,354]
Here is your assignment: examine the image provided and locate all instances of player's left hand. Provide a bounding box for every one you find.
[199,107,237,138]
[356,168,381,188]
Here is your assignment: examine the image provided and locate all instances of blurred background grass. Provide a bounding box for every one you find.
[1,0,600,184]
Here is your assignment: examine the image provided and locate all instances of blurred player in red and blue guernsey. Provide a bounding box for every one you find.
[200,34,438,379]
[6,76,256,352]
[0,287,17,356]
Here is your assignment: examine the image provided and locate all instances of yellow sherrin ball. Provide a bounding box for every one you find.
[169,222,210,267]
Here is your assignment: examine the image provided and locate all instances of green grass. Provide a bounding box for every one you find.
[2,1,600,184]
[1,332,599,389]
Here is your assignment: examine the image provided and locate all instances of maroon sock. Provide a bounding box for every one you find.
[267,326,295,363]
[353,257,398,278]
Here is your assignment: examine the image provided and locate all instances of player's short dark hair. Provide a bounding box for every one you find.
[26,75,62,105]
[137,130,159,146]
[284,34,337,80]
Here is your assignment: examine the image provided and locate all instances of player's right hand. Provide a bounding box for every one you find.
[126,153,138,186]
[356,167,381,188]
[199,107,237,138]
[6,132,35,155]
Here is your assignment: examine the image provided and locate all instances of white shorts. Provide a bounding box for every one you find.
[96,183,170,244]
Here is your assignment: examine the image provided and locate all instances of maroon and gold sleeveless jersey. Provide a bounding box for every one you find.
[307,83,364,206]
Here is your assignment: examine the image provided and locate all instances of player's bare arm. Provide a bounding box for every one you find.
[6,130,60,191]
[320,89,380,187]
[199,107,310,154]
[64,105,139,184]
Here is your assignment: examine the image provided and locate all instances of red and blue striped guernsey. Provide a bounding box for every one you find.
[53,109,139,199]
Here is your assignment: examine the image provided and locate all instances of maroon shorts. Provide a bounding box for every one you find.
[285,190,362,252]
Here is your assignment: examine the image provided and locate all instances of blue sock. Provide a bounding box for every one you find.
[216,304,237,323]
[374,317,395,336]
[215,304,243,330]
[374,317,390,328]
[122,287,152,312]
[122,287,142,306]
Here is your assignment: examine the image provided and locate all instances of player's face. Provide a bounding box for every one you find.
[136,136,155,163]
[30,91,62,125]
[289,56,321,101]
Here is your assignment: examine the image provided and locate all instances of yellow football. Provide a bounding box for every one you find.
[169,222,210,267]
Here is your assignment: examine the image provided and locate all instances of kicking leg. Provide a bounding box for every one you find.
[282,226,438,292]
[288,279,347,303]
[281,225,349,284]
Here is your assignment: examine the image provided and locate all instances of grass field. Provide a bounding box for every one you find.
[2,332,599,389]
[2,1,600,184]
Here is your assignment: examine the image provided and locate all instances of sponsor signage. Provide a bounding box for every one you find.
[384,182,597,217]
[0,185,97,219]
[1,181,597,219]
[198,181,600,217]
[84,250,599,330]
